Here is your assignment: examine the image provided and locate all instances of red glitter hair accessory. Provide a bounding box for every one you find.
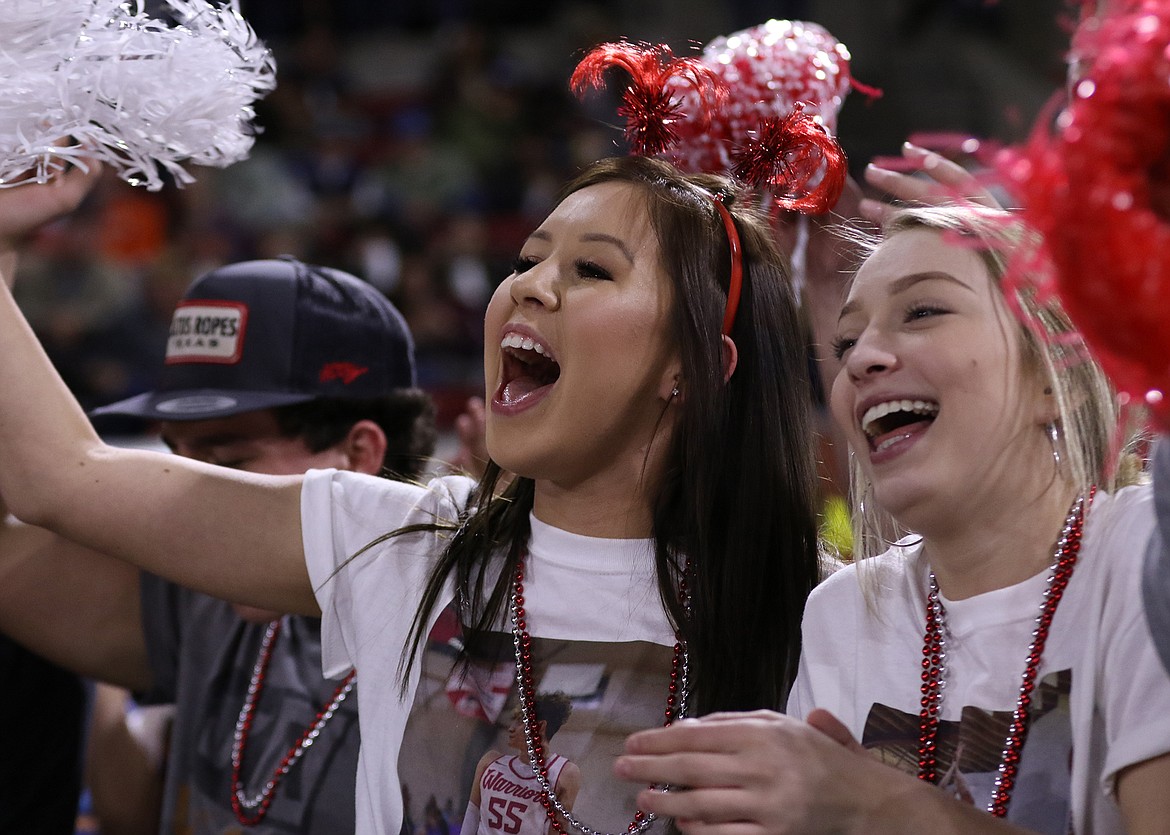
[570,41,726,157]
[571,23,863,334]
[572,23,857,215]
[731,104,848,214]
[1000,0,1170,426]
[668,18,870,198]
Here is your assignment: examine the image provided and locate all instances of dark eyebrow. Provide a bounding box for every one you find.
[526,230,635,265]
[580,233,635,264]
[837,271,977,321]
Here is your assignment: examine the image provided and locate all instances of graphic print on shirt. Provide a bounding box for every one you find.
[474,753,570,835]
[399,603,675,835]
[860,669,1073,834]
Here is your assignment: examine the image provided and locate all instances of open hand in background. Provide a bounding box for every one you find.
[861,140,1004,226]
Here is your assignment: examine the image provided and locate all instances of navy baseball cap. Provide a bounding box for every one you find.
[91,257,416,421]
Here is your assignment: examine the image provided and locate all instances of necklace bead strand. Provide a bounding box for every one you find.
[916,583,948,783]
[915,491,1091,819]
[987,492,1089,817]
[230,619,357,826]
[509,556,689,835]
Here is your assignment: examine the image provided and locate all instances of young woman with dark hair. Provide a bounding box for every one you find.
[405,155,821,715]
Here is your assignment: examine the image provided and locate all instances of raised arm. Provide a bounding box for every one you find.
[0,178,315,615]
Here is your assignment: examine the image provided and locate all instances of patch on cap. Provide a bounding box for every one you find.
[166,300,249,364]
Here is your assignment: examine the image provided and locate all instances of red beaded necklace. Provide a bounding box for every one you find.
[916,490,1092,817]
[508,555,689,835]
[230,618,357,826]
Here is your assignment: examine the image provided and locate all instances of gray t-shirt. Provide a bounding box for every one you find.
[140,575,359,833]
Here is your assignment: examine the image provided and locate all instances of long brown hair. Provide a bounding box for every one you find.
[404,155,821,714]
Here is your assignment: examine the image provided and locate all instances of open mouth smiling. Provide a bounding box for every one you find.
[860,399,939,453]
[496,331,561,406]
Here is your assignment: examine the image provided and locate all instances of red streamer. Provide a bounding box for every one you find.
[570,42,726,157]
[570,23,854,218]
[731,105,847,214]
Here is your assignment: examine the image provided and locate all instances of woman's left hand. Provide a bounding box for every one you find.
[614,709,880,835]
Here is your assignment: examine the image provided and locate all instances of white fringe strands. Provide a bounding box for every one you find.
[0,0,276,190]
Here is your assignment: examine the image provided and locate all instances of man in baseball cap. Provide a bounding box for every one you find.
[93,255,418,423]
[1,256,436,833]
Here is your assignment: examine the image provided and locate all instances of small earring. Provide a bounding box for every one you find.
[670,385,680,399]
[1046,421,1062,469]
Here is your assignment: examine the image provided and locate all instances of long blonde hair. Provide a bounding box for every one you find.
[843,205,1136,562]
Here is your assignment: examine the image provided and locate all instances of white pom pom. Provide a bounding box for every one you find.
[0,0,276,190]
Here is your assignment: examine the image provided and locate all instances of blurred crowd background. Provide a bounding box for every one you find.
[19,0,1071,440]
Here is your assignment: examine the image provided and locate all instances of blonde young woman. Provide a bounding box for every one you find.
[617,205,1170,834]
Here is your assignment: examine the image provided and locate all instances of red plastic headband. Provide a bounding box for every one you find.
[710,193,743,336]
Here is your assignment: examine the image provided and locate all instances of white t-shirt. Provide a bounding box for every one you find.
[788,484,1170,833]
[302,470,677,835]
[1143,440,1170,673]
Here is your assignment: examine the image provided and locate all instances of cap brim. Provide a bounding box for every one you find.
[89,389,319,421]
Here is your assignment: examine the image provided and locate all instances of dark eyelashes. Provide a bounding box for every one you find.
[830,336,854,361]
[906,303,948,320]
[575,259,612,280]
[509,256,613,281]
[511,256,538,274]
[831,303,949,360]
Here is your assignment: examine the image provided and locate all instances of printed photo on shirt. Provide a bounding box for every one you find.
[399,605,675,835]
[861,669,1073,833]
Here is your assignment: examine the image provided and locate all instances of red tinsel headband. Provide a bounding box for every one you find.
[570,38,849,334]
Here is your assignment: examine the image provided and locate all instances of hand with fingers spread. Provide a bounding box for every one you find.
[860,141,1003,226]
